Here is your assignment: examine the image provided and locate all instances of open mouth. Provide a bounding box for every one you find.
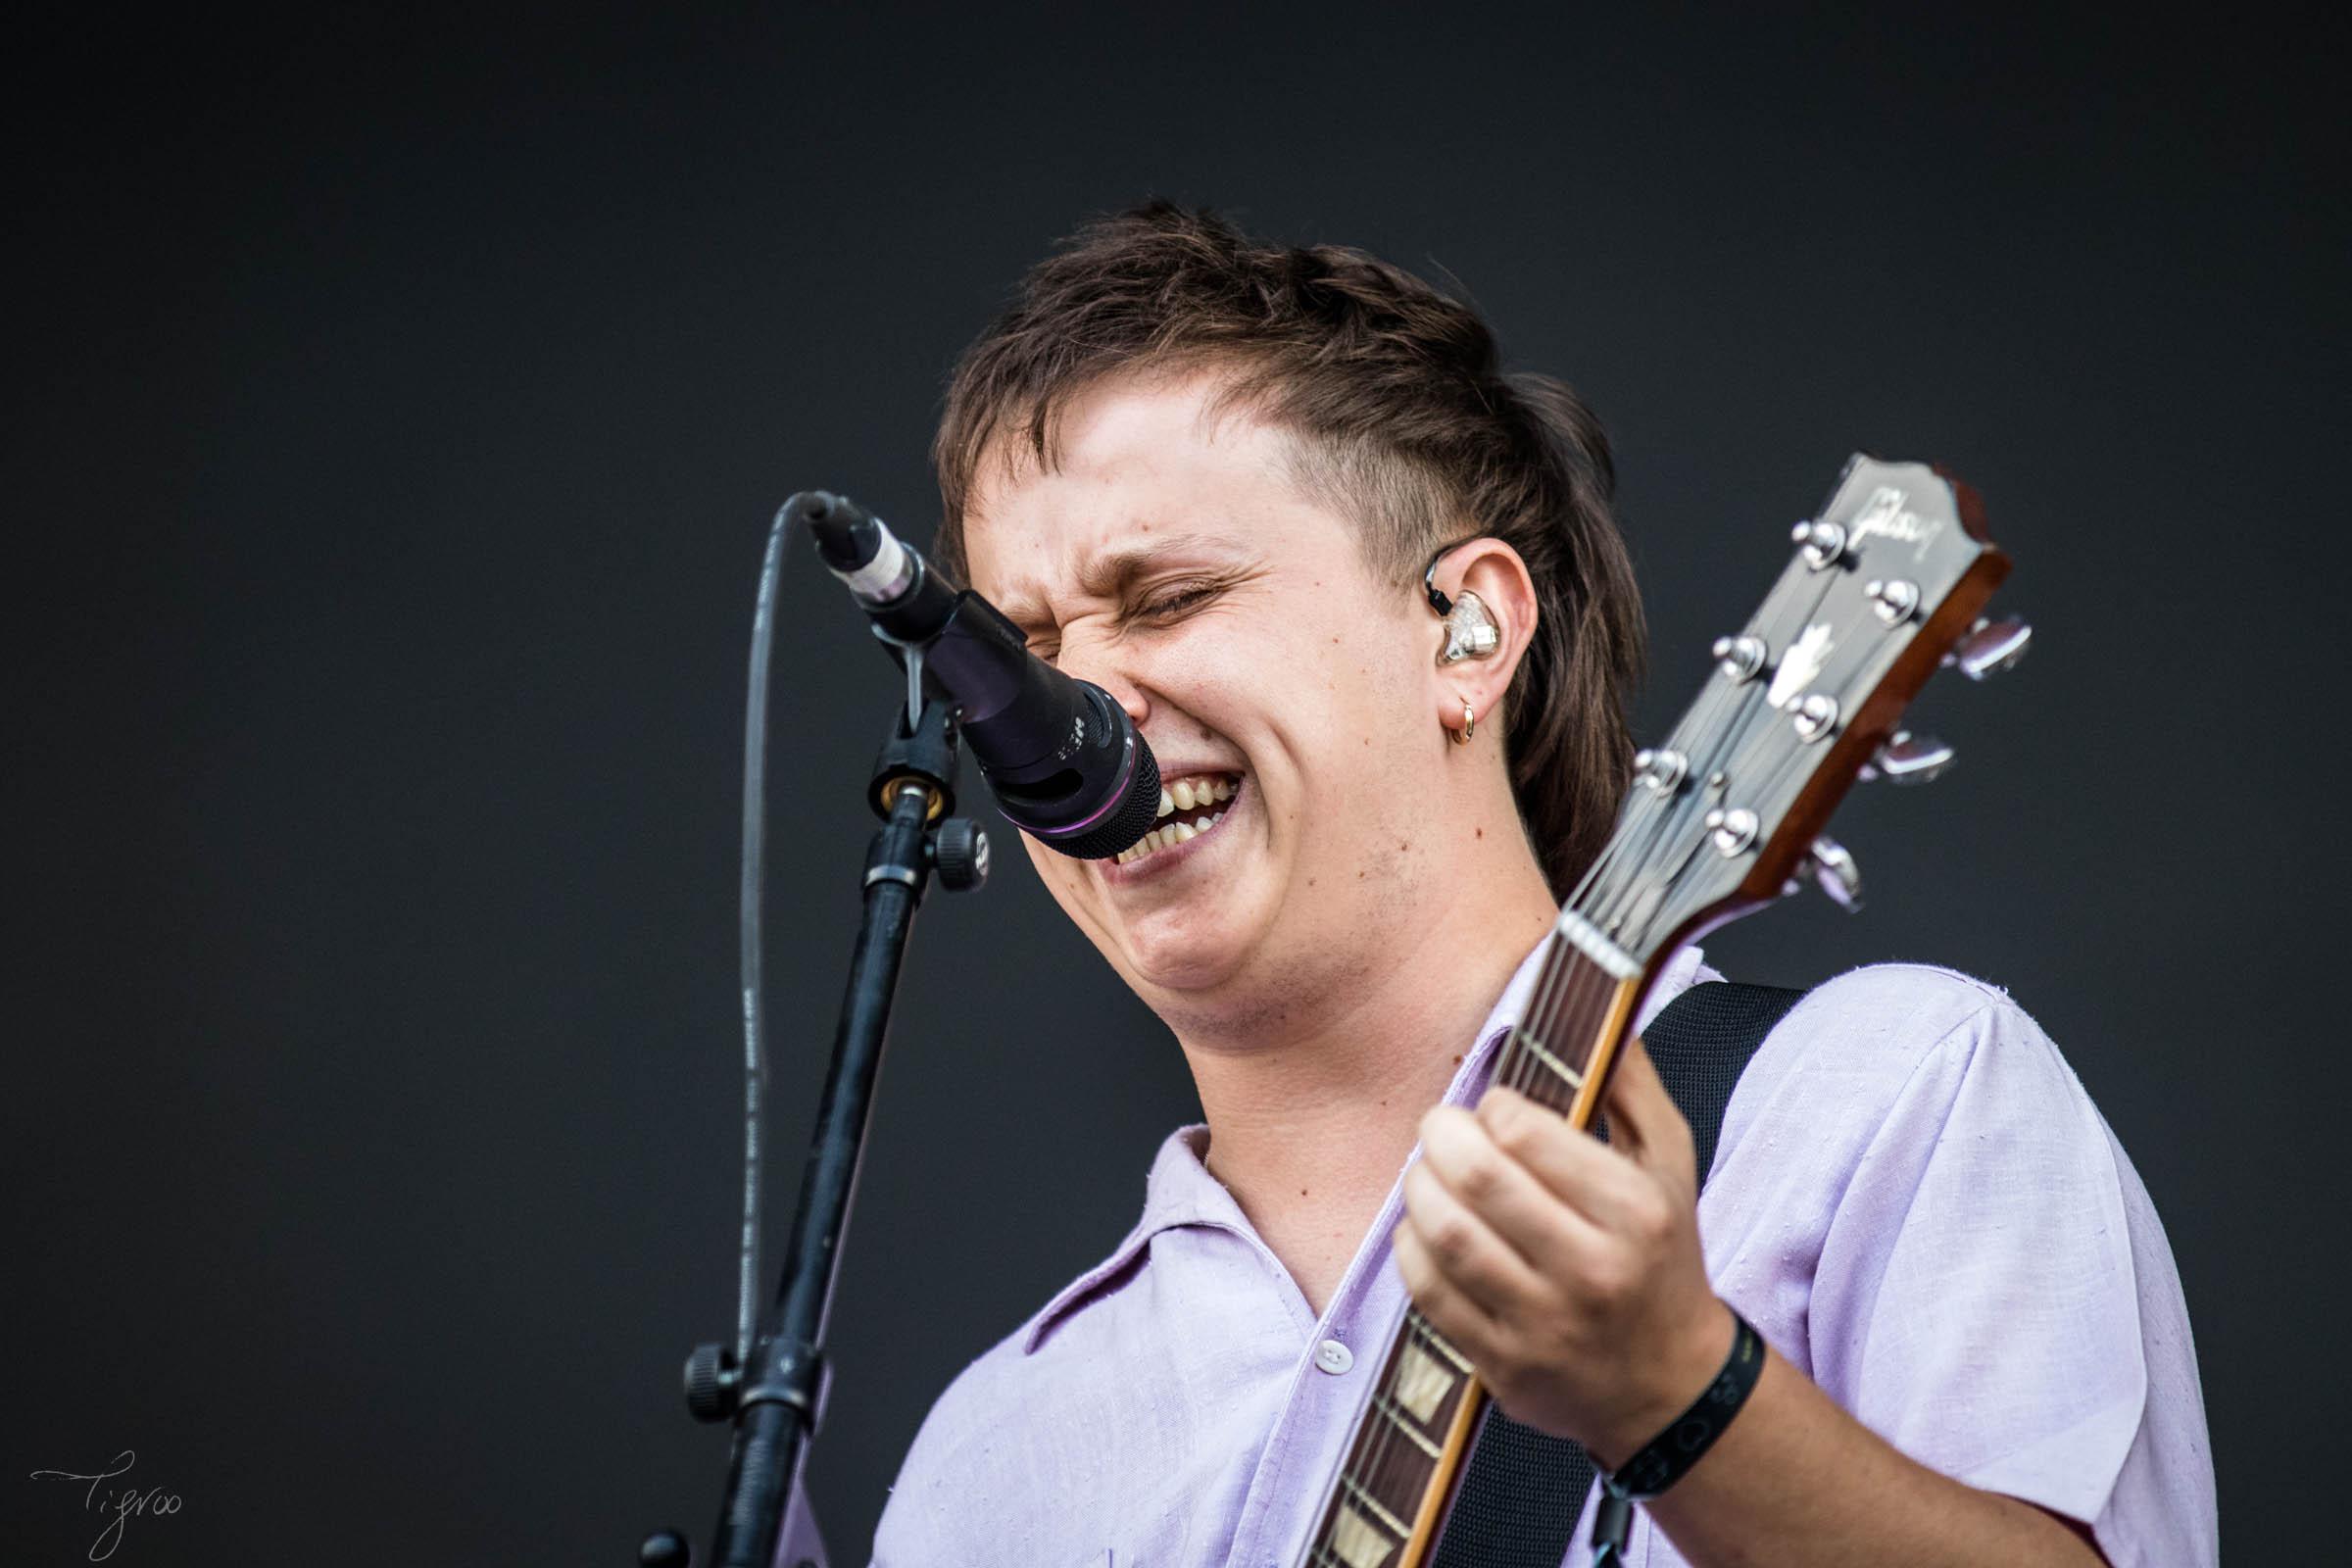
[1111,771,1242,868]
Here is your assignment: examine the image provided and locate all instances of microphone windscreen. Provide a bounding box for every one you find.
[1041,747,1162,860]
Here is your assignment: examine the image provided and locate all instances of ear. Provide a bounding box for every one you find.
[1428,538,1539,736]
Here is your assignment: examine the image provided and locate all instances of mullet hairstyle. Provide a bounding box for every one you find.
[930,202,1646,900]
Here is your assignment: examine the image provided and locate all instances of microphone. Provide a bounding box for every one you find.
[791,491,1162,860]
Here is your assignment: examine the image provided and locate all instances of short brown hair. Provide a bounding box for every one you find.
[932,203,1645,898]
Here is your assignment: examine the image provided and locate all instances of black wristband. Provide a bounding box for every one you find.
[1605,1307,1766,1500]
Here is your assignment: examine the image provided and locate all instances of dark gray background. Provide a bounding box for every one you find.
[9,5,2340,1563]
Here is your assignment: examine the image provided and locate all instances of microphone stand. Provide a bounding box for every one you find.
[645,691,990,1568]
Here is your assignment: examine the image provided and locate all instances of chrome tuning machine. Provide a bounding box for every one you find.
[1783,834,1863,911]
[1860,729,1954,785]
[1947,614,2032,681]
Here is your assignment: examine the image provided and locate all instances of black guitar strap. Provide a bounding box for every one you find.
[1429,980,1808,1568]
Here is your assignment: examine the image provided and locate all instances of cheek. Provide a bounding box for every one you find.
[1019,832,1090,903]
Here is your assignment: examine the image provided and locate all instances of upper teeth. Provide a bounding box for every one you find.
[1160,775,1235,816]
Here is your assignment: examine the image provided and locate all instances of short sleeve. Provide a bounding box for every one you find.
[1803,986,2215,1566]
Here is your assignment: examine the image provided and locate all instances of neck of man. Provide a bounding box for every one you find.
[1168,835,1562,1317]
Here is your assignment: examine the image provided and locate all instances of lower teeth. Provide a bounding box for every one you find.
[1118,811,1225,865]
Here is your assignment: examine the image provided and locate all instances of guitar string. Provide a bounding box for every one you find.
[1339,944,1608,1549]
[1317,547,1881,1559]
[1615,560,1840,954]
[1337,526,1947,1559]
[1330,825,1675,1546]
[1590,677,1740,941]
[1340,778,1652,1542]
[1644,571,1879,951]
[1372,584,1788,1536]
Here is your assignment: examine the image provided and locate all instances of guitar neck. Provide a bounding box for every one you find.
[1298,934,1649,1568]
[1296,455,2017,1568]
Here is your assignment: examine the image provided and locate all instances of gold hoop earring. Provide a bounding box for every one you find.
[1449,700,1476,745]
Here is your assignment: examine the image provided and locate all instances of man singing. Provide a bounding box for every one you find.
[866,205,2213,1566]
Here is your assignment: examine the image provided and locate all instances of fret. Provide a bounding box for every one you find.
[1372,1394,1444,1459]
[1507,1026,1585,1094]
[1342,1476,1413,1538]
[1294,458,2008,1566]
[1301,979,1644,1568]
[1510,946,1621,1090]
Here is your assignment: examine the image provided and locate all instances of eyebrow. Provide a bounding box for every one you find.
[999,531,1248,633]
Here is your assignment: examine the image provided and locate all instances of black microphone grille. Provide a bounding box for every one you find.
[1044,746,1162,860]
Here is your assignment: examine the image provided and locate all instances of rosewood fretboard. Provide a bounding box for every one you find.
[1298,928,1645,1568]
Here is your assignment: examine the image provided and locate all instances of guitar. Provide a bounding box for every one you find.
[1296,455,2030,1568]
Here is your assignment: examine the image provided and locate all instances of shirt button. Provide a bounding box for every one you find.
[1314,1339,1354,1375]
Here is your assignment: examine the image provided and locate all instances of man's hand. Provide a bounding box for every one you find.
[1392,1037,1733,1468]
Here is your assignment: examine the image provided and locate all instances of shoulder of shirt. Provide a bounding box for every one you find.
[874,1307,1047,1536]
[1754,958,2060,1080]
[1708,959,2091,1186]
[884,1212,1160,1500]
[891,1118,1220,1480]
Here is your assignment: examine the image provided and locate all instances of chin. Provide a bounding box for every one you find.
[1115,917,1256,996]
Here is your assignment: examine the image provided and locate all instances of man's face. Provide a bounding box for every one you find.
[962,372,1451,1034]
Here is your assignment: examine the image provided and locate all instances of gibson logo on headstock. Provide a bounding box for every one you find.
[1850,486,1945,561]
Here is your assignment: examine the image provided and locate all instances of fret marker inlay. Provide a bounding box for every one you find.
[1329,1502,1397,1568]
[1393,1342,1456,1423]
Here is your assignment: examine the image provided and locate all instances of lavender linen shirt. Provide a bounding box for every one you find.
[862,944,2216,1567]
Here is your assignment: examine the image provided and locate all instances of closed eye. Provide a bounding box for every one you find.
[1135,582,1220,621]
[1022,577,1229,664]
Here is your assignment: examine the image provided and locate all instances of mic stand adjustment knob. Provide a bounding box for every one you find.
[932,818,991,893]
[683,1343,740,1424]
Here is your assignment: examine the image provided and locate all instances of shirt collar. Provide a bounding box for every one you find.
[1021,933,1710,1351]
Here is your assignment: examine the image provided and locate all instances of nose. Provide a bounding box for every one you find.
[1055,637,1152,729]
[1074,668,1151,731]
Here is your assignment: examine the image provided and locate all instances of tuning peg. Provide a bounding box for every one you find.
[1790,518,1847,570]
[1806,835,1863,911]
[1860,729,1954,785]
[1947,614,2032,680]
[1863,577,1921,625]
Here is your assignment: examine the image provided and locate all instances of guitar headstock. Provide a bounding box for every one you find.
[1570,455,2024,969]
